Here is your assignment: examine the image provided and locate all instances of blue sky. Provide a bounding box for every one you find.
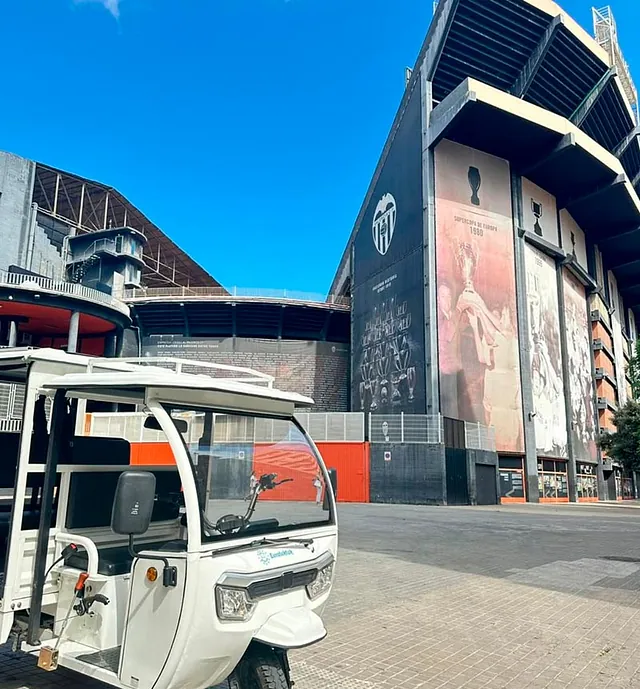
[1,1,639,294]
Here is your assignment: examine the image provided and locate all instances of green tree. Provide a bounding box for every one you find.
[599,400,640,473]
[627,338,640,400]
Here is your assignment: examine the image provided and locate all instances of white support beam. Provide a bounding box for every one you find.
[53,173,60,217]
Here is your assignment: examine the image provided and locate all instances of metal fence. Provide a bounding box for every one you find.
[464,422,497,452]
[294,413,365,442]
[85,411,366,444]
[0,270,129,315]
[368,414,444,444]
[123,285,350,307]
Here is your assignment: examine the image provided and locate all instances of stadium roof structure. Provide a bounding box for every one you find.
[330,0,640,313]
[130,295,350,343]
[32,162,219,290]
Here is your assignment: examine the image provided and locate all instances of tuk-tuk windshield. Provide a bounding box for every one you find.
[167,407,333,541]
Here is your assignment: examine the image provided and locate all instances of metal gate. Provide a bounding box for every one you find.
[445,449,469,505]
[476,464,498,505]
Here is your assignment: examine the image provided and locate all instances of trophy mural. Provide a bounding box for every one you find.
[531,199,543,236]
[357,294,419,412]
[390,334,411,406]
[376,343,392,411]
[468,166,481,206]
[407,366,416,401]
[359,349,373,411]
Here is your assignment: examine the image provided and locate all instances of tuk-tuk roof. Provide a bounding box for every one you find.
[0,348,134,372]
[0,348,314,415]
[41,370,314,416]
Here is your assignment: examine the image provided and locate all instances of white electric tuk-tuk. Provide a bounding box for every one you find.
[0,349,337,689]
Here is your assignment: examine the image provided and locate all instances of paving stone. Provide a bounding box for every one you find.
[3,504,640,688]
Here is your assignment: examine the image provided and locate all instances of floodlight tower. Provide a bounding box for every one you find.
[593,5,638,123]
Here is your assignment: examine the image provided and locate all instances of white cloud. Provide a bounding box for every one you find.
[74,0,121,18]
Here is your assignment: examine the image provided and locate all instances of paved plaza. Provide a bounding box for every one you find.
[3,503,640,688]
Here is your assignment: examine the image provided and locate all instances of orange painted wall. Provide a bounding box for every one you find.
[599,408,615,432]
[593,323,613,352]
[594,351,615,379]
[128,441,371,503]
[597,378,616,403]
[130,442,176,466]
[252,442,370,503]
[315,443,370,503]
[253,442,319,502]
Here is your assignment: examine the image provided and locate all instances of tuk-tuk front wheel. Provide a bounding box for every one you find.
[229,647,291,689]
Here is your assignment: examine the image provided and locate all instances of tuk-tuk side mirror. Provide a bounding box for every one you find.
[112,471,178,588]
[111,471,156,536]
[323,468,338,511]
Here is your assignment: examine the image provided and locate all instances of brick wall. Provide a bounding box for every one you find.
[141,335,349,411]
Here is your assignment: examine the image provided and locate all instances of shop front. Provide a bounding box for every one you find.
[499,456,526,504]
[576,462,598,503]
[538,459,569,503]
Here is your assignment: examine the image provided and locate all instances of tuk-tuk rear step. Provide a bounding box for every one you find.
[76,646,121,673]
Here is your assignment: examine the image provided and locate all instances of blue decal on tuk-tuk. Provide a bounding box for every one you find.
[257,549,295,567]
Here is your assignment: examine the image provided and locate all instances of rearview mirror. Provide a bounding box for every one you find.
[111,471,156,535]
[144,415,188,434]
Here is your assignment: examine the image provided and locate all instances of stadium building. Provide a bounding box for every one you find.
[331,1,640,504]
[0,1,639,507]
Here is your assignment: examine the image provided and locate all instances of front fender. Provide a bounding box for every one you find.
[253,608,326,649]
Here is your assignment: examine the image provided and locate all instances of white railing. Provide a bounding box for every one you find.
[123,285,350,307]
[0,270,129,316]
[0,418,22,433]
[90,357,275,387]
[464,422,497,452]
[369,414,444,444]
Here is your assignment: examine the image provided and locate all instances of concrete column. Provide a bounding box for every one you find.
[421,71,440,416]
[68,311,80,354]
[510,172,540,503]
[115,328,124,357]
[8,321,18,348]
[104,332,117,358]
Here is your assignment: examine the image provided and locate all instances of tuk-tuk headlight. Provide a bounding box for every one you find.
[215,586,255,621]
[306,561,334,600]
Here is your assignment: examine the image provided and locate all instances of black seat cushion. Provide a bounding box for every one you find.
[65,541,175,576]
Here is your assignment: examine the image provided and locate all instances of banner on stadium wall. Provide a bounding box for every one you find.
[352,249,426,414]
[525,244,567,458]
[521,177,560,247]
[435,139,524,453]
[562,269,597,462]
[351,78,425,414]
[559,210,588,272]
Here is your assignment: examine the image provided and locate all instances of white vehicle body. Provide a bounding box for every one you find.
[0,349,337,689]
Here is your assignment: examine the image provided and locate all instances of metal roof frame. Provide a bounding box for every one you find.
[32,163,219,290]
